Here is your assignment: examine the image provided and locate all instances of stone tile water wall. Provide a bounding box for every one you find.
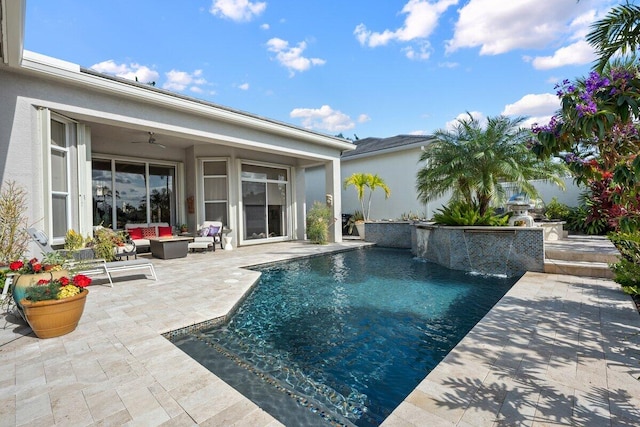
[413,224,544,277]
[363,221,414,248]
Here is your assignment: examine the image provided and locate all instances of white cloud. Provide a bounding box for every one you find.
[403,42,432,60]
[210,0,266,22]
[290,105,355,132]
[438,61,459,68]
[357,114,371,124]
[446,0,606,64]
[444,111,485,131]
[355,0,458,49]
[260,23,270,30]
[266,38,326,76]
[530,40,596,70]
[238,82,250,90]
[502,93,560,128]
[502,93,559,117]
[163,69,208,93]
[90,60,159,84]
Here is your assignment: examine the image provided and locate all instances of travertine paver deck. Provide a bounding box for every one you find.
[1,241,639,426]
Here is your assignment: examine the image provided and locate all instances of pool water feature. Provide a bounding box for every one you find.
[173,247,519,426]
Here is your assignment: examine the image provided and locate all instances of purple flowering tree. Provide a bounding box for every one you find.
[531,66,640,231]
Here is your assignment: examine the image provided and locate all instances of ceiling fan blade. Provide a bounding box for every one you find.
[153,142,166,149]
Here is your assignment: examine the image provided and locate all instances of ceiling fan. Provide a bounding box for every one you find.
[131,131,166,149]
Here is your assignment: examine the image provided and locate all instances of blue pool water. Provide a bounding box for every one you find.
[173,248,519,426]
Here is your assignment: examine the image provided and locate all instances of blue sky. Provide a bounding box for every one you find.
[24,0,618,138]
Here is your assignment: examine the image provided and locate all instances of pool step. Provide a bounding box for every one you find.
[543,236,619,279]
[544,259,614,279]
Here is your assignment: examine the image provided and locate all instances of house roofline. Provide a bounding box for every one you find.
[16,50,355,152]
[342,139,434,161]
[0,0,25,66]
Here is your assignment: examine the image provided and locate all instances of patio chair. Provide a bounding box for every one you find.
[26,228,157,286]
[198,221,224,251]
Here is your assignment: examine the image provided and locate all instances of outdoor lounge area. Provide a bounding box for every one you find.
[1,241,639,426]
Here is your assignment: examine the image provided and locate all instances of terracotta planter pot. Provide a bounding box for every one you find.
[20,289,88,339]
[12,270,69,312]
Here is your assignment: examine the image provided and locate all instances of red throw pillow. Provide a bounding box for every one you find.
[158,226,173,237]
[128,227,143,240]
[142,227,157,238]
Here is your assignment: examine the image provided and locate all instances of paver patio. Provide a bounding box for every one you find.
[1,241,639,426]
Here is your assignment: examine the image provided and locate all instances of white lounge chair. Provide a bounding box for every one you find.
[26,228,157,286]
[197,221,224,251]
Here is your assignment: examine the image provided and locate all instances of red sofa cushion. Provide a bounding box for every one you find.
[128,227,143,240]
[158,226,173,237]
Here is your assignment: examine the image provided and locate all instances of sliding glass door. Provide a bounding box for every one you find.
[241,163,289,241]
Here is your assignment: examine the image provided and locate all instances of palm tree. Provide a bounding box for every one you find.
[416,114,568,216]
[343,172,391,221]
[586,2,640,72]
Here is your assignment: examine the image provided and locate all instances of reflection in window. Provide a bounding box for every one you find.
[241,163,288,241]
[92,159,177,229]
[149,165,175,224]
[92,159,113,227]
[115,162,147,228]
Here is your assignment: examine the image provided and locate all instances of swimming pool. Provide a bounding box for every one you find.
[173,247,519,426]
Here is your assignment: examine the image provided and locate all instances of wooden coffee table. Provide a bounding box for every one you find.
[148,237,193,259]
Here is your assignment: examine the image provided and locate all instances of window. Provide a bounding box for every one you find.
[241,163,288,241]
[50,119,71,240]
[202,160,228,226]
[92,158,177,229]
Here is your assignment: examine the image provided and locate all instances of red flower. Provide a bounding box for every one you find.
[59,276,70,286]
[32,263,42,272]
[72,274,92,288]
[9,260,24,271]
[37,279,50,285]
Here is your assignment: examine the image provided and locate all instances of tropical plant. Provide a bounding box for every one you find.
[89,227,127,261]
[586,2,640,72]
[0,180,30,265]
[306,201,333,244]
[417,114,567,216]
[544,197,572,221]
[343,173,391,221]
[433,202,510,226]
[532,66,640,233]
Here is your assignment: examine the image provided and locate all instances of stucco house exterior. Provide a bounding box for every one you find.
[1,0,354,255]
[307,135,450,222]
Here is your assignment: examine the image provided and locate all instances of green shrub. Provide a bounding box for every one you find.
[307,201,333,244]
[433,202,509,226]
[609,232,640,263]
[565,205,608,235]
[544,197,571,221]
[610,259,640,289]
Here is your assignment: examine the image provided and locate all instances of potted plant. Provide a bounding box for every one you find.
[344,210,364,236]
[179,224,188,233]
[20,272,92,338]
[8,256,69,313]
